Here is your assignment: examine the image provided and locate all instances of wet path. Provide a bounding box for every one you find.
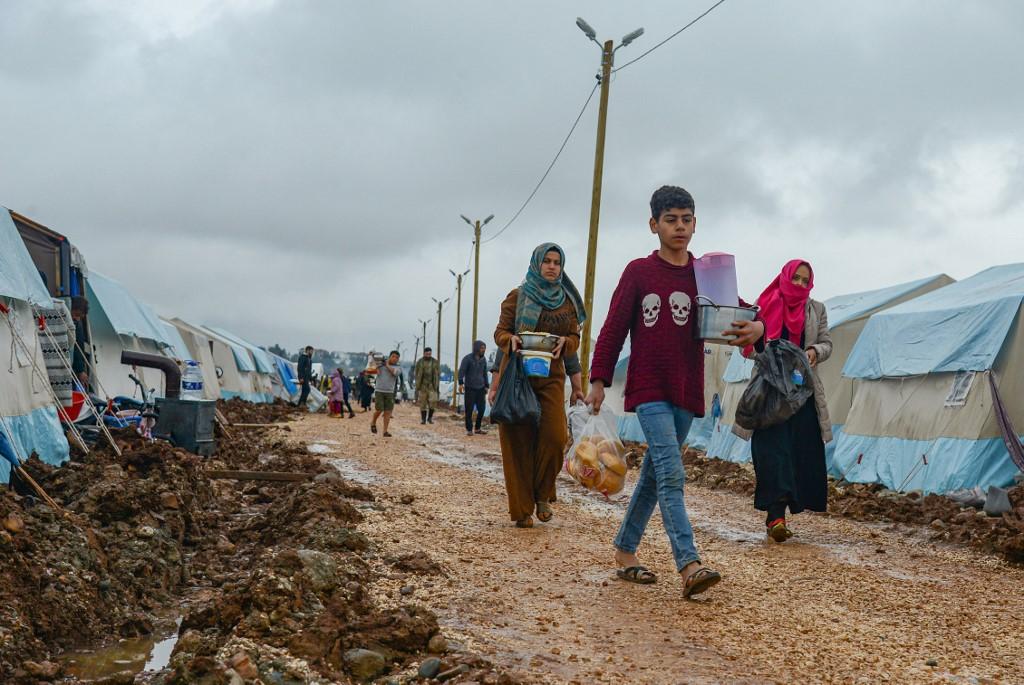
[291,408,1022,684]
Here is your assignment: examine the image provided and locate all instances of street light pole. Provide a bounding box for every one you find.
[575,18,644,393]
[431,297,450,392]
[450,268,470,413]
[461,214,493,343]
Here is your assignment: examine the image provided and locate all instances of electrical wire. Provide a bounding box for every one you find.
[480,81,600,245]
[612,0,728,73]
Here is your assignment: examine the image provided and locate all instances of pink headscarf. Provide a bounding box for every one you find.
[747,260,813,354]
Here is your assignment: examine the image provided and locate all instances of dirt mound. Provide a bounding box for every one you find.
[167,470,507,684]
[217,398,303,425]
[830,480,1024,562]
[0,430,222,680]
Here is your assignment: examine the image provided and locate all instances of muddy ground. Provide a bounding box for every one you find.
[2,399,1023,683]
[285,407,1024,684]
[0,400,511,684]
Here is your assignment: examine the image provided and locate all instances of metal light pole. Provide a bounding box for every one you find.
[431,297,450,391]
[461,214,494,343]
[450,268,470,413]
[575,18,644,393]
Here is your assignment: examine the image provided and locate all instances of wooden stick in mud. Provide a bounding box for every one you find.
[203,469,313,482]
[230,422,291,428]
[215,408,232,426]
[214,414,233,439]
[16,466,65,515]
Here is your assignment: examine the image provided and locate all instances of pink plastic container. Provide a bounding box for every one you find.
[693,252,738,307]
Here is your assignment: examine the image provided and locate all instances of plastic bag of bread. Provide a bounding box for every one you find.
[564,407,627,496]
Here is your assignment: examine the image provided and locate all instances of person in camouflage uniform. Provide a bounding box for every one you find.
[414,347,441,424]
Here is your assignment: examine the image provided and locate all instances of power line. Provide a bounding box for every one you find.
[481,81,600,245]
[612,0,728,73]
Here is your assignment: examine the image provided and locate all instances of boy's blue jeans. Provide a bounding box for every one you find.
[613,402,700,571]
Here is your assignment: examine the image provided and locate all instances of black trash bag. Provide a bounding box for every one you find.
[735,339,815,432]
[490,351,541,425]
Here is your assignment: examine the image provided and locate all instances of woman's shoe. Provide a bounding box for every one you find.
[767,518,793,543]
[535,501,553,523]
[515,516,534,528]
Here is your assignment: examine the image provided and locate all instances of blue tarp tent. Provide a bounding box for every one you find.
[0,208,70,481]
[833,265,1024,493]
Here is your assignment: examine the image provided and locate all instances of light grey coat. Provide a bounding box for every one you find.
[733,298,833,443]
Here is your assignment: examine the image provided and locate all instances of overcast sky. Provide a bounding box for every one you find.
[2,0,1022,364]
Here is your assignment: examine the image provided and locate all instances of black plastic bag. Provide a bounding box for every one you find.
[735,339,815,431]
[490,351,541,425]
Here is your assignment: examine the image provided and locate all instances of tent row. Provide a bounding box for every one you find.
[1,205,323,482]
[608,268,1024,494]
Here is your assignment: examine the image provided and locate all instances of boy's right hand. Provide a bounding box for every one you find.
[509,335,522,352]
[585,381,606,414]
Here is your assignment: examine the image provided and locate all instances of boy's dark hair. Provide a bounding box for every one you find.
[650,185,695,220]
[389,350,400,358]
[305,345,314,352]
[423,347,432,353]
[71,296,89,314]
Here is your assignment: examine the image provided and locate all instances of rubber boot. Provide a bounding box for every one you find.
[420,410,427,425]
[427,409,435,424]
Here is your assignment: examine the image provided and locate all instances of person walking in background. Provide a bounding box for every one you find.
[296,346,314,407]
[328,368,345,418]
[356,370,374,412]
[369,350,401,437]
[459,340,490,436]
[414,347,441,425]
[340,370,356,418]
[494,243,584,528]
[734,260,832,542]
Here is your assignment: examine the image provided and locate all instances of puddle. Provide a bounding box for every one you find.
[62,617,182,679]
[327,457,388,485]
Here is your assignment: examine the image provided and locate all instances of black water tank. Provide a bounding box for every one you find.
[154,397,216,456]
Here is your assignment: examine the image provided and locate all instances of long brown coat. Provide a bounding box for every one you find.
[733,298,834,442]
[494,288,580,521]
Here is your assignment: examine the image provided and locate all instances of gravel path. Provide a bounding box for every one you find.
[288,408,1022,684]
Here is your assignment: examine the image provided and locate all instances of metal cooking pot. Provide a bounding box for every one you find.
[694,295,759,345]
[519,331,561,352]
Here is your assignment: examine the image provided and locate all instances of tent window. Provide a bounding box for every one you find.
[944,371,976,407]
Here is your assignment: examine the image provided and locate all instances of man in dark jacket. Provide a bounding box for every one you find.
[458,340,490,436]
[296,346,314,407]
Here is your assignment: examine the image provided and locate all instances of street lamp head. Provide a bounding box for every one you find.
[576,17,597,41]
[460,214,472,226]
[621,27,645,47]
[483,214,494,225]
[462,268,471,277]
[449,269,456,278]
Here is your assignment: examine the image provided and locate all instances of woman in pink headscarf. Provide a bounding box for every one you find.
[734,260,833,542]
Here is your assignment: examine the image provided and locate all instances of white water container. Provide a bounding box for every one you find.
[181,360,204,399]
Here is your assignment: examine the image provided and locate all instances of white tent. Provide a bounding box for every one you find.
[834,265,1024,493]
[0,208,69,481]
[706,274,956,464]
[204,326,278,402]
[171,318,269,403]
[85,271,179,399]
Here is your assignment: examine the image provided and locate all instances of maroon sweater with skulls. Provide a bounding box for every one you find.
[590,251,706,415]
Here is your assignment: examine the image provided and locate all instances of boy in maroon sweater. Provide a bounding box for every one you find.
[586,185,764,598]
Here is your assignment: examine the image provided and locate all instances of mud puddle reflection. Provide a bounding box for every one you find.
[61,617,182,679]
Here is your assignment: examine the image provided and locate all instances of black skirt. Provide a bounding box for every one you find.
[751,397,827,514]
